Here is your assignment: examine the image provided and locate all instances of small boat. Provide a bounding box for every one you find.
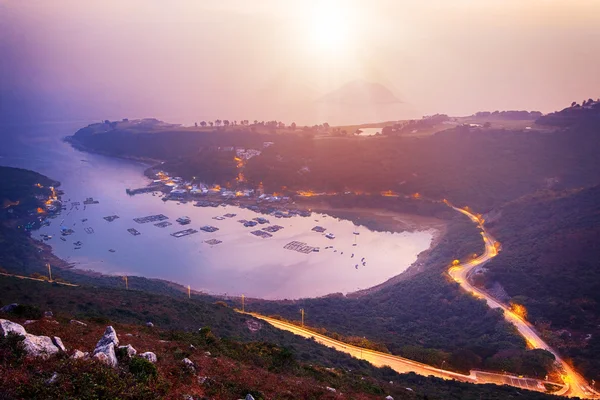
[325,233,335,239]
[108,249,116,253]
[60,237,66,242]
[74,246,81,250]
[312,247,320,252]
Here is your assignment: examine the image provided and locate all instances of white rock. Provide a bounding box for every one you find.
[118,344,137,358]
[326,387,336,393]
[24,320,38,325]
[182,358,195,372]
[43,311,53,318]
[23,334,60,358]
[52,336,67,352]
[140,351,157,363]
[245,395,256,400]
[69,320,87,327]
[386,396,394,400]
[93,343,118,367]
[198,376,207,385]
[71,350,87,359]
[0,319,27,337]
[146,322,154,328]
[96,326,119,348]
[204,351,211,357]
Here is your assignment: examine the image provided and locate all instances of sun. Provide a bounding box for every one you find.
[308,2,353,54]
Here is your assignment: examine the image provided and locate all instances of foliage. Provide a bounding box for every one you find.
[128,356,158,382]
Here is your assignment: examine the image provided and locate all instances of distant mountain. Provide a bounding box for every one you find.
[317,80,402,105]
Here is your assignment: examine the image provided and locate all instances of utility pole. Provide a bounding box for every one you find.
[300,308,305,327]
[241,294,245,312]
[124,276,128,290]
[47,264,52,282]
[187,285,191,299]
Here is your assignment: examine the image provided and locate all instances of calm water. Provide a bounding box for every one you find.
[0,122,434,299]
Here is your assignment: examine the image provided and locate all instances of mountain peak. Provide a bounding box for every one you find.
[317,80,402,105]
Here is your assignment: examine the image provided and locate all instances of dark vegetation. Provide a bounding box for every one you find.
[536,99,600,127]
[482,185,600,384]
[0,279,559,400]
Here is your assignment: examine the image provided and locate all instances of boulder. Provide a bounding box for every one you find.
[69,319,87,327]
[23,334,60,358]
[52,336,67,352]
[182,358,195,373]
[96,326,119,348]
[71,350,87,359]
[326,387,336,393]
[0,319,27,337]
[140,351,157,363]
[93,343,118,367]
[118,344,137,358]
[245,395,256,400]
[197,376,207,385]
[24,320,37,325]
[0,303,18,313]
[146,322,154,328]
[385,396,394,400]
[43,311,54,318]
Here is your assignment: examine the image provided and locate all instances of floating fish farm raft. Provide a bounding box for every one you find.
[171,229,198,238]
[312,226,326,233]
[134,214,168,224]
[284,241,316,254]
[84,227,94,234]
[243,220,258,227]
[103,215,119,222]
[154,221,172,228]
[251,230,272,238]
[200,225,219,233]
[223,213,237,218]
[205,239,222,245]
[253,217,269,224]
[127,228,141,236]
[83,197,99,205]
[262,225,284,233]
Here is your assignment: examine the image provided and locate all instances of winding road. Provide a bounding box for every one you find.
[242,203,599,398]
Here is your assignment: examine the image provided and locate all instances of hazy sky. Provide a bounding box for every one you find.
[1,0,599,125]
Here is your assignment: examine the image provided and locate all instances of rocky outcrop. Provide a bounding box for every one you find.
[52,336,67,352]
[118,344,137,359]
[93,326,120,367]
[71,350,88,359]
[182,358,195,373]
[70,319,87,327]
[0,319,27,336]
[1,319,63,358]
[22,334,60,358]
[96,326,119,348]
[140,351,157,363]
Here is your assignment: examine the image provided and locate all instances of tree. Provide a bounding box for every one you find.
[209,122,214,127]
[323,122,330,131]
[200,121,207,127]
[253,120,258,125]
[290,122,296,130]
[195,122,198,127]
[223,120,229,127]
[215,119,222,126]
[571,101,577,107]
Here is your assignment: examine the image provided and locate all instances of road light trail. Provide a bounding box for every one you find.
[448,204,599,399]
[238,200,599,398]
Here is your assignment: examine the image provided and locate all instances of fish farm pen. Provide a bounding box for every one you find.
[134,214,169,224]
[171,229,198,238]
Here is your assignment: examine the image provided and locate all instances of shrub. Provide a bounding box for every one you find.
[128,356,158,382]
[9,304,42,319]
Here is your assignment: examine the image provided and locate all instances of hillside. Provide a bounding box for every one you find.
[481,186,600,383]
[317,80,402,105]
[0,277,559,400]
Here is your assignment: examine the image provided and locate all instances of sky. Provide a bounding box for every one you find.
[1,0,599,125]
